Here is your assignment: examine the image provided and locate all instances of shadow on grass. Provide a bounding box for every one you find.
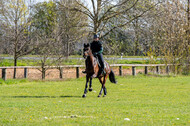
[1,95,81,98]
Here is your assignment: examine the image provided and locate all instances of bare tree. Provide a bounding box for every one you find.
[35,33,64,80]
[57,0,89,57]
[0,0,38,78]
[30,0,88,79]
[57,0,140,36]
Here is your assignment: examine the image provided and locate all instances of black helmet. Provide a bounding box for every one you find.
[93,34,99,39]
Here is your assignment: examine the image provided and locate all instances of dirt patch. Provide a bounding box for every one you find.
[1,66,168,80]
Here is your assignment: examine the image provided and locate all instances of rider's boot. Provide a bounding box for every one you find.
[98,69,105,76]
[82,70,87,74]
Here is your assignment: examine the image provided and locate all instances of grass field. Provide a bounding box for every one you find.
[0,55,161,67]
[0,76,190,126]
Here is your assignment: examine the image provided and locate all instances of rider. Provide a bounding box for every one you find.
[83,34,105,76]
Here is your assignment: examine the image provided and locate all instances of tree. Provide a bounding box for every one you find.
[31,0,88,79]
[0,0,38,78]
[57,0,162,57]
[99,0,162,55]
[57,0,89,57]
[31,1,60,79]
[185,0,190,74]
[58,0,140,36]
[146,0,189,74]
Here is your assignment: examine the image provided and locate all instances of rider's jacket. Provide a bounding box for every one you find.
[90,41,103,54]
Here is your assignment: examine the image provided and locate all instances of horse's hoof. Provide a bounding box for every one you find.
[82,94,86,98]
[103,95,106,97]
[97,95,101,97]
[89,88,93,92]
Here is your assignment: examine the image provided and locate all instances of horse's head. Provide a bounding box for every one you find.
[83,43,91,59]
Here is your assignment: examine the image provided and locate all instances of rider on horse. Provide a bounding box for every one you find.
[83,34,105,76]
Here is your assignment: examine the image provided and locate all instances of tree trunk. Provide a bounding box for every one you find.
[13,56,17,79]
[134,18,140,56]
[59,67,63,79]
[67,41,69,58]
[186,0,190,74]
[41,62,45,80]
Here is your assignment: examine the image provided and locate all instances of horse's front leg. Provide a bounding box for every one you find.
[103,75,108,97]
[89,77,93,92]
[82,76,89,98]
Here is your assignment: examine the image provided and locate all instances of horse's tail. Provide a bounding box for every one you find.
[109,69,117,84]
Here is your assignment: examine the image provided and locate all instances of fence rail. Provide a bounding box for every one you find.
[0,64,172,80]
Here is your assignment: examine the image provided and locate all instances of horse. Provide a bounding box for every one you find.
[82,43,117,98]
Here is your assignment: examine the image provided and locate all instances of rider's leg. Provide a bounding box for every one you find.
[97,53,105,75]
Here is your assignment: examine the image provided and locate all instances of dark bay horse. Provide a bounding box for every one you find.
[82,43,117,98]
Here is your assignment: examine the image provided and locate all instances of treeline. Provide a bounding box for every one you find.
[0,0,189,76]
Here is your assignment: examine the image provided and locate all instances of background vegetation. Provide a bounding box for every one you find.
[0,0,189,76]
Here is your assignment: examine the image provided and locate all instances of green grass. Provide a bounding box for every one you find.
[0,57,156,67]
[0,76,190,125]
[0,54,148,58]
[0,54,163,67]
[0,59,36,66]
[0,59,85,66]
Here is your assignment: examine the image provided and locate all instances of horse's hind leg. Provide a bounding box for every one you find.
[98,75,108,97]
[82,76,89,98]
[89,77,93,92]
[103,75,108,97]
[103,87,107,97]
[98,77,104,97]
[98,86,103,97]
[98,86,106,97]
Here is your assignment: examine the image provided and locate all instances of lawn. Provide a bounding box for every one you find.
[0,76,189,126]
[0,55,160,67]
[0,58,157,67]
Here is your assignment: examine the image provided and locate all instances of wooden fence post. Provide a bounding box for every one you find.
[166,65,169,74]
[156,66,160,74]
[132,66,136,76]
[24,68,28,78]
[76,67,79,78]
[59,68,63,79]
[119,66,122,76]
[2,68,6,80]
[145,66,148,75]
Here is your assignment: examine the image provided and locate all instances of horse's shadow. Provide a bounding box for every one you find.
[1,95,81,98]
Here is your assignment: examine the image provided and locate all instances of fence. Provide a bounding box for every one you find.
[0,64,172,80]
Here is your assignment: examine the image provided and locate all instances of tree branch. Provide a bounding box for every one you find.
[101,2,161,38]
